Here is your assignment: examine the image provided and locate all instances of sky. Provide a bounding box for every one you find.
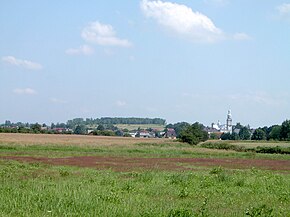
[1,0,290,127]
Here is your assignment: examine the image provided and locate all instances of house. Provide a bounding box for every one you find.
[165,128,176,139]
[129,132,137,138]
[52,128,72,133]
[139,131,151,138]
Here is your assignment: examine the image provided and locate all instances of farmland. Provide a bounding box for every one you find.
[0,133,289,216]
[115,124,165,131]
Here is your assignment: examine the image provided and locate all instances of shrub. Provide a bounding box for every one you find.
[179,122,208,145]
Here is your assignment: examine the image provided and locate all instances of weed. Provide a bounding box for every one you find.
[245,204,274,217]
[178,187,189,198]
[59,168,70,177]
[235,178,245,187]
[209,166,223,175]
[168,208,194,217]
[198,197,209,217]
[122,182,135,192]
[98,191,121,204]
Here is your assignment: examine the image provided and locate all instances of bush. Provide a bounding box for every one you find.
[255,146,290,154]
[200,142,245,152]
[179,122,208,145]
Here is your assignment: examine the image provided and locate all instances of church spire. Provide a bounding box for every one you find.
[226,110,232,133]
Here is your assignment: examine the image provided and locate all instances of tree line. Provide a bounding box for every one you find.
[221,120,290,141]
[2,118,290,144]
[67,117,166,129]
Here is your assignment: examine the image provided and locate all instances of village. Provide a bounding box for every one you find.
[0,110,246,140]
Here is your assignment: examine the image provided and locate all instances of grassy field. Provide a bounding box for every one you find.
[201,140,290,148]
[0,134,289,216]
[0,133,172,146]
[115,124,165,131]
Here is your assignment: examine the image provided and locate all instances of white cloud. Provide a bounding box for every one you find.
[277,3,290,15]
[228,92,287,107]
[233,32,252,41]
[65,45,94,56]
[13,88,37,95]
[81,21,132,47]
[50,97,68,104]
[116,100,127,107]
[181,91,287,107]
[2,56,43,70]
[140,0,224,43]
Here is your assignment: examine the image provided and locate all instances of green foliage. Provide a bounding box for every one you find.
[73,125,87,135]
[255,146,290,154]
[251,128,266,140]
[201,142,245,152]
[1,160,289,216]
[123,133,132,137]
[268,125,281,140]
[166,122,190,138]
[239,126,251,140]
[200,141,290,154]
[168,208,194,217]
[280,120,290,141]
[179,122,208,145]
[96,124,105,131]
[178,187,189,198]
[209,133,219,140]
[92,130,116,136]
[245,204,274,217]
[67,117,166,129]
[220,132,240,140]
[209,166,224,175]
[0,140,290,216]
[31,123,41,132]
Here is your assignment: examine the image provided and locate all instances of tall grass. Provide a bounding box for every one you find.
[0,160,289,216]
[200,141,290,155]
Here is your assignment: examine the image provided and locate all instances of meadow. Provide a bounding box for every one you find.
[0,133,289,216]
[115,124,165,131]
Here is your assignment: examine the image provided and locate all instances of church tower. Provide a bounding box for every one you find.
[226,110,232,133]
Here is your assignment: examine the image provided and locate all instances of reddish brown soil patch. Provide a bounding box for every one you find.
[1,156,290,171]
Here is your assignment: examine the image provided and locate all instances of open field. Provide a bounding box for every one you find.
[0,133,289,216]
[0,133,172,146]
[115,124,165,131]
[201,139,290,148]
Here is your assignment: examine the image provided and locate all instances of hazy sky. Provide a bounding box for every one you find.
[1,0,290,127]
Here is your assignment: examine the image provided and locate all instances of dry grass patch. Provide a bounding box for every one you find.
[0,133,176,147]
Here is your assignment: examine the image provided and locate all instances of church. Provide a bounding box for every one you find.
[210,110,233,134]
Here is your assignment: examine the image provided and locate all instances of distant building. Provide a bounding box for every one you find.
[129,132,137,138]
[208,110,233,134]
[165,128,176,139]
[226,110,233,134]
[137,130,155,138]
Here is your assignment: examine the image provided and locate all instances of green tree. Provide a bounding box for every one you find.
[209,133,219,140]
[268,125,281,140]
[251,128,266,140]
[280,120,290,141]
[51,123,56,129]
[239,126,251,140]
[74,125,87,135]
[179,122,208,145]
[31,123,41,132]
[234,122,243,130]
[167,122,190,138]
[220,132,239,140]
[221,132,231,140]
[97,124,105,131]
